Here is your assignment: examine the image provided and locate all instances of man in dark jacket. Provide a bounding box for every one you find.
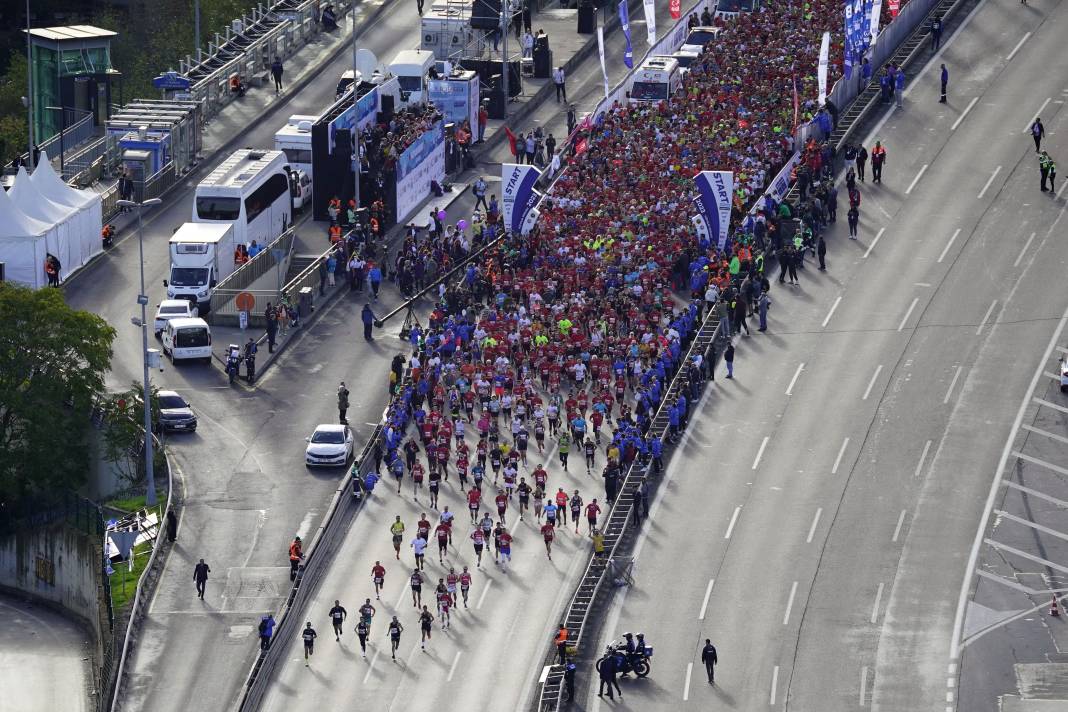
[597,652,622,699]
[193,559,210,599]
[362,304,376,341]
[701,638,718,683]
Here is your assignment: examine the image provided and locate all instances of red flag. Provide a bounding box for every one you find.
[669,0,680,19]
[575,137,589,155]
[791,68,800,129]
[889,0,899,16]
[504,126,517,159]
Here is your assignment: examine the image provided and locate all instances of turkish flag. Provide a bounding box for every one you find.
[670,0,680,19]
[504,126,518,158]
[575,137,589,155]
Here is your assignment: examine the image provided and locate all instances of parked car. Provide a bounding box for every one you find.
[305,424,354,467]
[157,390,198,432]
[154,299,199,336]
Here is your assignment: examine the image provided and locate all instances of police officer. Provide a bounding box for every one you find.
[701,638,718,683]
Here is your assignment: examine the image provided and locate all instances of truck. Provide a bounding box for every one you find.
[163,222,238,313]
[389,49,436,107]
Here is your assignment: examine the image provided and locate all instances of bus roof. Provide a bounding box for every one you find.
[198,149,286,192]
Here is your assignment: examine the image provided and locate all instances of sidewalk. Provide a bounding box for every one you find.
[0,593,92,712]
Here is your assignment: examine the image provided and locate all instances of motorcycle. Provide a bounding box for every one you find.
[101,224,116,248]
[597,639,653,678]
[225,345,241,384]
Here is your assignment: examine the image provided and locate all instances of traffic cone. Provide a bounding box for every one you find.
[1051,597,1060,617]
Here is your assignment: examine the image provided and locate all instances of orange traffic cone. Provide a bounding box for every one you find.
[1051,597,1060,617]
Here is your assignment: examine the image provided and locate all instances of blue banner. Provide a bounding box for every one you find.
[619,0,634,69]
[501,163,542,235]
[844,0,873,80]
[397,121,445,180]
[693,171,734,250]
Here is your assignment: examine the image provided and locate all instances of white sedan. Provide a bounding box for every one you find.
[154,299,198,336]
[305,424,354,467]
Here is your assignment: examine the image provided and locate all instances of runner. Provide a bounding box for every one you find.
[470,524,486,567]
[472,460,486,491]
[302,622,317,665]
[584,437,596,473]
[533,486,545,522]
[533,464,548,492]
[428,465,441,509]
[412,460,425,499]
[499,526,514,573]
[493,520,504,563]
[467,486,482,523]
[495,487,508,525]
[411,534,428,571]
[586,499,601,534]
[410,568,424,607]
[390,516,405,560]
[542,520,556,560]
[534,418,546,453]
[446,567,459,607]
[570,490,584,534]
[371,560,386,599]
[355,618,370,657]
[545,497,559,528]
[329,599,347,641]
[417,512,432,542]
[440,506,455,545]
[555,487,569,526]
[436,581,453,629]
[517,478,532,520]
[558,432,571,470]
[459,565,473,608]
[435,520,450,564]
[419,605,435,649]
[388,616,404,659]
[359,598,376,629]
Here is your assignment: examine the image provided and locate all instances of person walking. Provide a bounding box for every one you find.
[193,559,210,599]
[270,56,284,93]
[597,652,623,699]
[757,290,771,332]
[338,381,350,423]
[566,104,577,135]
[473,176,488,211]
[847,205,859,239]
[1032,118,1046,152]
[930,13,943,50]
[724,340,735,379]
[259,614,275,649]
[895,69,905,108]
[939,64,948,103]
[289,536,304,581]
[166,509,178,542]
[552,67,567,103]
[817,234,827,270]
[362,303,376,341]
[856,144,868,182]
[871,141,887,184]
[701,638,718,683]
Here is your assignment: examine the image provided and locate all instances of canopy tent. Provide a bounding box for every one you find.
[0,189,53,289]
[30,152,104,268]
[9,166,83,279]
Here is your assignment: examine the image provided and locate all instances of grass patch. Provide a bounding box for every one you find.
[105,493,165,513]
[108,541,154,612]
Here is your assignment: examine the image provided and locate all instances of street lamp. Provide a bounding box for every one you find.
[117,197,163,507]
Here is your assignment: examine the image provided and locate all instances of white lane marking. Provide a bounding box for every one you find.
[892,509,907,543]
[724,506,741,539]
[1014,232,1036,267]
[977,166,1002,199]
[1007,32,1033,63]
[871,582,885,624]
[770,665,780,705]
[684,662,693,700]
[1035,397,1068,415]
[914,440,932,478]
[897,297,919,332]
[832,437,850,474]
[860,665,870,706]
[951,304,1068,661]
[698,578,715,620]
[862,227,886,258]
[1020,92,1048,131]
[1058,180,1068,199]
[944,365,963,404]
[807,508,823,543]
[363,648,381,684]
[783,581,799,626]
[822,296,842,328]
[752,435,770,470]
[951,97,979,131]
[937,228,961,264]
[448,651,462,681]
[976,300,997,335]
[476,579,492,609]
[1014,450,1068,477]
[905,164,928,195]
[785,362,805,395]
[862,365,883,401]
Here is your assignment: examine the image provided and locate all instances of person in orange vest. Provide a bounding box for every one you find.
[328,222,342,244]
[871,141,887,184]
[555,623,569,664]
[289,536,304,581]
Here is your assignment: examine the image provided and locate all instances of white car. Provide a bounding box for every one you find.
[680,26,721,55]
[288,169,313,212]
[154,299,199,336]
[305,424,354,467]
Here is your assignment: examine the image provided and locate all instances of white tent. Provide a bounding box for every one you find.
[30,151,104,268]
[9,166,83,279]
[0,189,54,289]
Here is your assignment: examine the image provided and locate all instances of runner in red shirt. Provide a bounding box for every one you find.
[436,585,453,629]
[466,486,482,523]
[459,565,473,607]
[541,521,556,560]
[554,488,569,526]
[495,488,508,525]
[585,499,601,534]
[371,561,386,599]
[435,522,450,564]
[470,526,486,567]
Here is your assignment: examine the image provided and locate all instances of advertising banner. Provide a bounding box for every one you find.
[619,0,634,69]
[428,77,479,134]
[597,25,611,98]
[693,170,734,250]
[643,0,657,46]
[818,32,830,105]
[869,0,883,43]
[501,163,543,235]
[844,0,874,80]
[328,87,379,154]
[395,121,445,222]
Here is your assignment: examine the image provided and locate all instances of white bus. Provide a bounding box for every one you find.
[274,115,316,176]
[193,149,292,248]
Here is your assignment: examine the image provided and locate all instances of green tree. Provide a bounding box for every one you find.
[0,283,115,502]
[100,382,163,488]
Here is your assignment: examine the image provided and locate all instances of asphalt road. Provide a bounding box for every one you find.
[578,1,1068,711]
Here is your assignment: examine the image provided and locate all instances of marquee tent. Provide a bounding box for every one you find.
[0,189,54,289]
[9,166,83,280]
[29,152,104,269]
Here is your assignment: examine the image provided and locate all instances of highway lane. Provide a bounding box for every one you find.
[581,0,1068,710]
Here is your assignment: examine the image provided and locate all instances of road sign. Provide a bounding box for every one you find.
[235,292,255,311]
[239,310,249,331]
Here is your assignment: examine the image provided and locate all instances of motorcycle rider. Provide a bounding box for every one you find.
[243,337,258,383]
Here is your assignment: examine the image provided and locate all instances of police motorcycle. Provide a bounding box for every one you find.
[225,344,242,384]
[597,632,653,678]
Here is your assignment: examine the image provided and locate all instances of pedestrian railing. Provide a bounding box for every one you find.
[208,226,298,323]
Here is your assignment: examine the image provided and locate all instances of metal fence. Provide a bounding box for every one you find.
[0,490,105,537]
[208,225,297,322]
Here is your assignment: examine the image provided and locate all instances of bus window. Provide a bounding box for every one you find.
[244,174,288,224]
[196,197,241,220]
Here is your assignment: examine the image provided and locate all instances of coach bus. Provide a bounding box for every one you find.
[193,148,292,248]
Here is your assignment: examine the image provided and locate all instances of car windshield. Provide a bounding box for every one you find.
[631,81,668,101]
[311,430,345,444]
[159,394,188,409]
[169,267,209,287]
[159,305,188,315]
[686,30,717,46]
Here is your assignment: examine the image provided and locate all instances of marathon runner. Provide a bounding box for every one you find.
[371,561,386,599]
[419,606,434,649]
[302,622,317,665]
[388,616,404,659]
[410,568,424,607]
[390,516,405,559]
[542,520,556,560]
[470,524,486,567]
[328,599,347,640]
[459,565,472,607]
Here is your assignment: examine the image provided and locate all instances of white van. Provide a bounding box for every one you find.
[630,57,682,103]
[161,317,212,363]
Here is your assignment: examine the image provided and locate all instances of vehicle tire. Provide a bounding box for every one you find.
[633,659,651,678]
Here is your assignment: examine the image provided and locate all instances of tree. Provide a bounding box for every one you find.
[0,283,115,502]
[100,382,163,488]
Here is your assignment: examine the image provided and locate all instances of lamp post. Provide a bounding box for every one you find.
[351,8,361,213]
[117,197,163,507]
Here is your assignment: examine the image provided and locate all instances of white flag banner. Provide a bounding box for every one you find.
[643,0,657,46]
[869,0,882,44]
[597,25,610,99]
[817,31,830,105]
